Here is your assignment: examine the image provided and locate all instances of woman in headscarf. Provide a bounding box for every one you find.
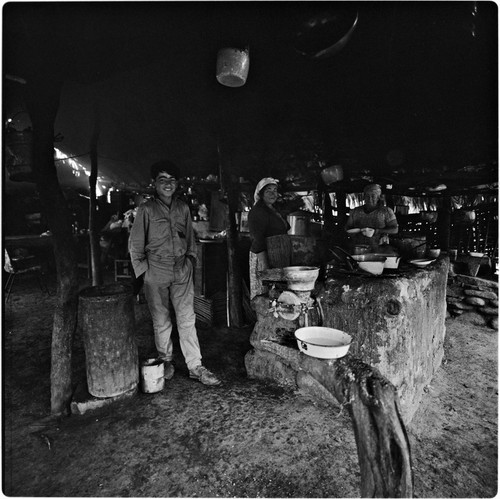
[248,177,290,299]
[344,183,399,253]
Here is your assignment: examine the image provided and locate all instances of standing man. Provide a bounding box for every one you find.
[129,160,221,386]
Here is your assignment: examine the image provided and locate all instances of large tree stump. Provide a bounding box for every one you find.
[300,354,413,498]
[79,284,139,398]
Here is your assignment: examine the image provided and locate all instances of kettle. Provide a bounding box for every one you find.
[287,211,313,236]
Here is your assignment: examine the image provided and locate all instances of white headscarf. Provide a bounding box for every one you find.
[254,177,279,203]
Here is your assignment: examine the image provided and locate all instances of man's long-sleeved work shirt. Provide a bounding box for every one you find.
[129,196,197,282]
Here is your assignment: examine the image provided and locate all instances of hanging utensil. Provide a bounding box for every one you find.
[329,246,358,271]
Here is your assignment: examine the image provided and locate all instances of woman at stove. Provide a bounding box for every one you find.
[248,177,290,299]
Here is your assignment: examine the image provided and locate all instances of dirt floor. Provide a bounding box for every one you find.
[2,270,498,498]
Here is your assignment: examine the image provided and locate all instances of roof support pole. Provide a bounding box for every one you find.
[89,102,103,286]
[25,73,78,416]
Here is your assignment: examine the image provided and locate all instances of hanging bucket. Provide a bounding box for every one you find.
[216,47,250,88]
[5,130,35,182]
[140,358,165,394]
[320,165,344,185]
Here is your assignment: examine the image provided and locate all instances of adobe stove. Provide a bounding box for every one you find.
[245,237,449,425]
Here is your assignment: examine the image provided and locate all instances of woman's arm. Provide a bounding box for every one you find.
[248,205,269,253]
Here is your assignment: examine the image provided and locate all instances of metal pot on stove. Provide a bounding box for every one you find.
[353,244,370,255]
[287,211,313,236]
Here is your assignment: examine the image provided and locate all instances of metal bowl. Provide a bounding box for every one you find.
[369,253,401,269]
[282,266,320,291]
[353,245,370,255]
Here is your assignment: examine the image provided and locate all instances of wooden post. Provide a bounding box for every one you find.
[25,74,79,416]
[218,146,244,327]
[320,182,334,233]
[336,190,348,226]
[437,195,452,251]
[89,102,103,286]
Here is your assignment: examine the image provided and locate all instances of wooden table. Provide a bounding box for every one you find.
[5,234,90,274]
[4,234,55,249]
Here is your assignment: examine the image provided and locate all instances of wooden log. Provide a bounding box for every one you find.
[79,283,139,398]
[300,354,413,498]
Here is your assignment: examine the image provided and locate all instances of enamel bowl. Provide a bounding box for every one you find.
[295,327,352,359]
[351,254,386,275]
[369,253,401,269]
[410,258,435,267]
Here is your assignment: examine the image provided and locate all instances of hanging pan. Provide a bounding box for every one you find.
[294,7,359,59]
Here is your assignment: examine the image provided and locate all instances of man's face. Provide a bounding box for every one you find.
[154,172,177,198]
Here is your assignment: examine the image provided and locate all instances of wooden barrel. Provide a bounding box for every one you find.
[79,283,139,398]
[266,234,292,268]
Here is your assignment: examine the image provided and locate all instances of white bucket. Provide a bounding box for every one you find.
[140,358,165,394]
[216,47,250,87]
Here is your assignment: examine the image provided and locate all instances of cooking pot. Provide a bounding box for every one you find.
[368,253,401,269]
[353,245,370,255]
[320,165,344,185]
[287,211,313,236]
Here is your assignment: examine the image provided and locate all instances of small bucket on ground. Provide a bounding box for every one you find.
[140,358,165,394]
